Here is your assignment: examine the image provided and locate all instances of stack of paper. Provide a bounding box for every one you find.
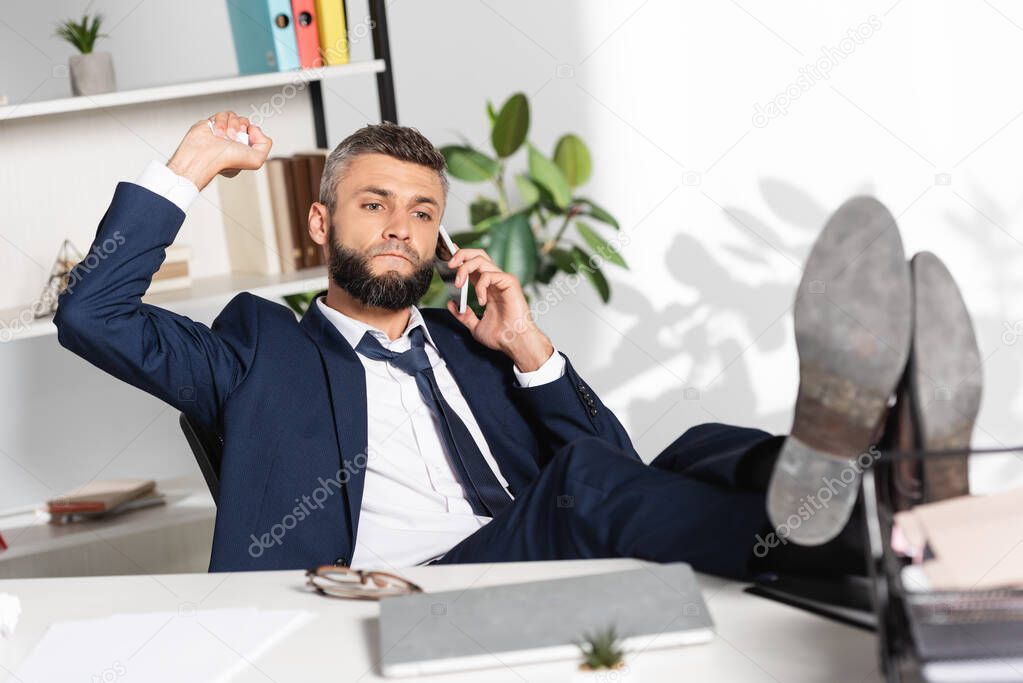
[10,607,312,682]
[893,486,1023,591]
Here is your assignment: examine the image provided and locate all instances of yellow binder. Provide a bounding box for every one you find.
[314,0,349,65]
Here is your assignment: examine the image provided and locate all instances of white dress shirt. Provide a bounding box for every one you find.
[133,160,567,569]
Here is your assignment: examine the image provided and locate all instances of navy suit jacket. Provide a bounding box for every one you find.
[54,182,640,572]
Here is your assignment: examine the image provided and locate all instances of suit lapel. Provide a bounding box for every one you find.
[299,300,368,550]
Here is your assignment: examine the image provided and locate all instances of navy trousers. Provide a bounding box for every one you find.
[433,423,782,580]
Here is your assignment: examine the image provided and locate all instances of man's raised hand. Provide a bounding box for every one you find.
[166,110,272,191]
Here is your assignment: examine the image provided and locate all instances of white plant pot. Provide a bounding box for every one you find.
[69,51,116,96]
[573,659,638,683]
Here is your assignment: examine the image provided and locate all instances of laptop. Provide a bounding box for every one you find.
[377,562,713,677]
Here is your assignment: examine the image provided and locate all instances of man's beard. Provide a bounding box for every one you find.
[327,228,434,311]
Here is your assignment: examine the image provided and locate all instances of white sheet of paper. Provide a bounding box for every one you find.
[10,607,312,683]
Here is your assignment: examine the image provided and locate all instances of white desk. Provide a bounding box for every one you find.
[0,558,881,682]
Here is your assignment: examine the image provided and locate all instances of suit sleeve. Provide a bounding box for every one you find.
[510,351,641,465]
[53,182,258,433]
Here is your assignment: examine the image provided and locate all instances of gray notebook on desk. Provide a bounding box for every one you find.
[378,563,714,677]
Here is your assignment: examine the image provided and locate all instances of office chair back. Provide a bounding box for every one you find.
[178,412,225,505]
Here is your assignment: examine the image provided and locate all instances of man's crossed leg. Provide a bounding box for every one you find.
[433,424,778,579]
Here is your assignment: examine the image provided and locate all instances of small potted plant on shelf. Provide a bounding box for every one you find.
[575,626,635,681]
[55,14,116,96]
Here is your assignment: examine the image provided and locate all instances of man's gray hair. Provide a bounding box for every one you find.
[319,122,449,215]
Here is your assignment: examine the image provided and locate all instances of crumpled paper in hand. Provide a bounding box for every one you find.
[0,593,21,638]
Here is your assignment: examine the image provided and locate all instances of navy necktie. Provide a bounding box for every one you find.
[354,326,512,518]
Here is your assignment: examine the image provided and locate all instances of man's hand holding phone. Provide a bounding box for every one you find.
[444,248,555,373]
[167,110,273,192]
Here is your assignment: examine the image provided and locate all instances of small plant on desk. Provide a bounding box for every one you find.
[577,626,628,678]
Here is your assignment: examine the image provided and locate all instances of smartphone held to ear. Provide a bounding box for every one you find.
[437,224,468,314]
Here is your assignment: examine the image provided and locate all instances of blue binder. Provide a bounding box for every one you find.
[225,0,301,74]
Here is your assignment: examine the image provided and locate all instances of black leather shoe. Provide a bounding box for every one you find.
[881,372,922,511]
[878,253,982,509]
[767,196,913,545]
[907,251,981,501]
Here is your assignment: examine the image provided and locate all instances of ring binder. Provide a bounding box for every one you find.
[864,444,1023,682]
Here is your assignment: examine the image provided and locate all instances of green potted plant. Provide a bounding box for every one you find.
[423,92,626,314]
[575,626,634,681]
[55,14,116,96]
[282,93,625,319]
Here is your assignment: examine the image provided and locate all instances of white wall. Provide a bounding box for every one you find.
[386,0,1023,493]
[1,0,1021,511]
[345,0,1023,491]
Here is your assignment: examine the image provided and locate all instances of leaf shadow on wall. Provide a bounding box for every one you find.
[585,178,857,461]
[939,184,1023,485]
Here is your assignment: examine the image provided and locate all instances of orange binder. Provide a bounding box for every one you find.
[291,0,321,69]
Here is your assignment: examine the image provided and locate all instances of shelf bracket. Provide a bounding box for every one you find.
[369,0,398,124]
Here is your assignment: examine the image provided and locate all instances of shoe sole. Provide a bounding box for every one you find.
[909,252,981,501]
[767,196,912,545]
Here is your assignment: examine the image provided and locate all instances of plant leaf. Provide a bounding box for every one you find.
[514,173,540,206]
[575,197,619,229]
[486,100,497,126]
[528,144,571,209]
[535,261,558,284]
[440,145,498,182]
[549,247,577,274]
[466,283,486,317]
[553,134,592,187]
[532,181,562,213]
[491,93,530,158]
[283,289,323,317]
[571,246,610,302]
[471,213,506,233]
[575,221,627,268]
[488,213,538,284]
[469,196,500,226]
[447,230,488,248]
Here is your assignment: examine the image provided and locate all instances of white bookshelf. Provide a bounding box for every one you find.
[0,64,378,342]
[0,1,401,519]
[1,267,327,342]
[0,61,385,122]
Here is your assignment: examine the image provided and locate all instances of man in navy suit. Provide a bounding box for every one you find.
[55,111,920,580]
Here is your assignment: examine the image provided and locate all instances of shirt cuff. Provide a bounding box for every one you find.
[133,160,200,213]
[513,346,566,388]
